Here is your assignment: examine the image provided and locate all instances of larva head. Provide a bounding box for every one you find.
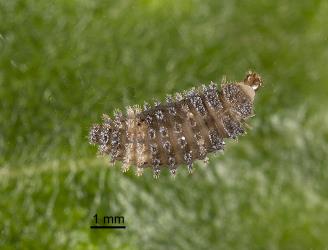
[236,71,263,103]
[244,71,262,90]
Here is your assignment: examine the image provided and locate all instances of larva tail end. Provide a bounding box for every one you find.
[89,124,101,145]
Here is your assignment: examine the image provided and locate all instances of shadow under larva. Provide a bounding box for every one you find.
[89,71,263,178]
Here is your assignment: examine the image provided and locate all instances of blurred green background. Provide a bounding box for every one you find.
[1,0,328,249]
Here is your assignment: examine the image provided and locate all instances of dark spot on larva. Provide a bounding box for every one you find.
[168,106,176,116]
[168,156,176,167]
[143,102,151,111]
[148,129,156,139]
[178,136,187,148]
[163,141,171,152]
[184,151,192,164]
[189,117,197,127]
[155,110,164,120]
[144,114,152,125]
[160,127,168,137]
[209,129,224,150]
[174,123,182,133]
[194,132,202,140]
[150,144,158,154]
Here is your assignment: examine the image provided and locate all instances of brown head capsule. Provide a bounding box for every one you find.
[89,71,263,178]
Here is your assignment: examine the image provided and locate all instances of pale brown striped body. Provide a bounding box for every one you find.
[89,72,262,177]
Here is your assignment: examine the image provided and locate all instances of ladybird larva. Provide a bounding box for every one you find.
[89,71,263,178]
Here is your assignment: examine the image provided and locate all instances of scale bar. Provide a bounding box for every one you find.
[90,225,126,229]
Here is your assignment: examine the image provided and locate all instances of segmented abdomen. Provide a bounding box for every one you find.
[89,72,262,178]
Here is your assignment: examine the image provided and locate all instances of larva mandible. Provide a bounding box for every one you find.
[89,71,262,178]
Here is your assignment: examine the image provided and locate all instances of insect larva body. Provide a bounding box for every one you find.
[89,72,262,178]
